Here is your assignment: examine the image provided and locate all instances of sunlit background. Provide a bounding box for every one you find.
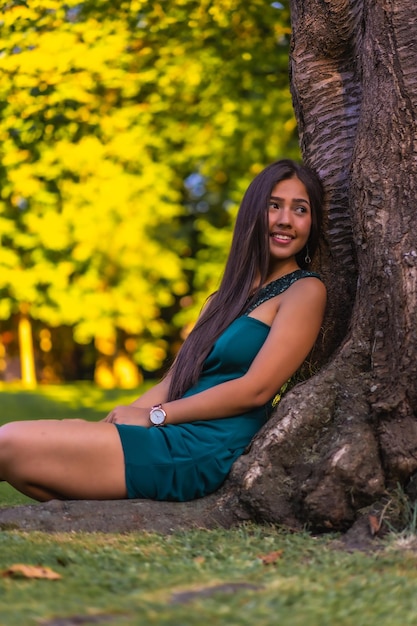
[0,0,299,389]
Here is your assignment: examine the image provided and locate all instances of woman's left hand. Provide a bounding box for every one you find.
[102,405,150,427]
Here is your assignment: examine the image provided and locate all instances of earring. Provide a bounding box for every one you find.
[304,246,311,264]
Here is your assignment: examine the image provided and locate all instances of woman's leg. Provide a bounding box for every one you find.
[0,419,128,501]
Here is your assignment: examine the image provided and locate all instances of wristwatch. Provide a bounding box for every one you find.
[149,404,167,427]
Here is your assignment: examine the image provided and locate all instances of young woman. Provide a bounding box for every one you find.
[0,159,326,502]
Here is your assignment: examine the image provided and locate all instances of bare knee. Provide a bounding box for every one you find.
[0,422,35,476]
[0,422,58,499]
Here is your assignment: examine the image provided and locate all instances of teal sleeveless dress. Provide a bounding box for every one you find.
[116,269,320,501]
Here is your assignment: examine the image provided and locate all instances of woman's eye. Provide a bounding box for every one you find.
[269,201,279,210]
[295,205,307,214]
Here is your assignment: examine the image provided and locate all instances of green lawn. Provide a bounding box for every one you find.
[0,384,416,626]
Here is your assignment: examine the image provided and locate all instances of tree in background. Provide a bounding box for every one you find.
[0,0,297,385]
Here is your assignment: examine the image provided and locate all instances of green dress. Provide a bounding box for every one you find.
[116,269,320,501]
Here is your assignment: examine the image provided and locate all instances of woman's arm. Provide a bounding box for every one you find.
[165,277,326,421]
[105,278,326,426]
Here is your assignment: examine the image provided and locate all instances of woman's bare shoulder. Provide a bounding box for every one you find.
[282,275,326,307]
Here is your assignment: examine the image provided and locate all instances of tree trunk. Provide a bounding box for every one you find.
[18,308,37,389]
[219,0,417,531]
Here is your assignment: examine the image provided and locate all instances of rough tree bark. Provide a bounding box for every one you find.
[223,0,417,531]
[1,0,416,534]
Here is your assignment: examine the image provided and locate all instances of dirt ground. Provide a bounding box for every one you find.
[0,498,385,553]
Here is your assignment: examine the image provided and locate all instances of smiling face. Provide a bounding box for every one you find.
[268,175,312,274]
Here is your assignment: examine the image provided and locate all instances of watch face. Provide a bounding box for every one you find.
[151,408,166,425]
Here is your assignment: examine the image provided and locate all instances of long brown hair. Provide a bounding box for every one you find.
[167,159,324,401]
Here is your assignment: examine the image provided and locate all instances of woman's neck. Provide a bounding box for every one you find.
[264,260,301,285]
[252,261,301,292]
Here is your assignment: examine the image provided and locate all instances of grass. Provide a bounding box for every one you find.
[0,383,417,626]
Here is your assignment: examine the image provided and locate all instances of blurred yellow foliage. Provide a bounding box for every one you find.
[0,0,297,379]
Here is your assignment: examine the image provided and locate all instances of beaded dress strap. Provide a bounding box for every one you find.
[243,269,321,315]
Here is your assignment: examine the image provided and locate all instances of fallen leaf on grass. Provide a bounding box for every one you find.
[368,514,381,536]
[2,564,62,580]
[258,550,284,565]
[193,556,206,564]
